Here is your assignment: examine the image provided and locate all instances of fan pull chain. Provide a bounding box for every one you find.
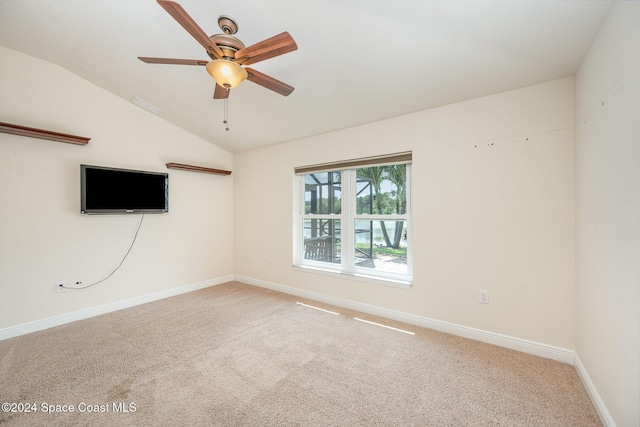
[223,98,230,131]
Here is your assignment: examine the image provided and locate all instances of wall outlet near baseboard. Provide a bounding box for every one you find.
[478,290,489,304]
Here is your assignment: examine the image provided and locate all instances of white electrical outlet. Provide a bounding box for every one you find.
[268,260,273,268]
[478,290,489,304]
[191,259,198,269]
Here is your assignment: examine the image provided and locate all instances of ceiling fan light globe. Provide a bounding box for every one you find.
[206,60,247,89]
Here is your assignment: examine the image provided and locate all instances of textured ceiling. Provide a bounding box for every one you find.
[0,0,613,152]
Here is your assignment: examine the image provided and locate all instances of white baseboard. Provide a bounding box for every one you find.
[0,275,233,341]
[574,353,616,427]
[235,275,575,364]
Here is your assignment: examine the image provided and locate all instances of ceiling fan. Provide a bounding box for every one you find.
[138,0,298,100]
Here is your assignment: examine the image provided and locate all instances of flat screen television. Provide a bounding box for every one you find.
[81,164,168,214]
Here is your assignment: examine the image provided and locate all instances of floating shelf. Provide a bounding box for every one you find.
[0,121,90,145]
[166,162,232,176]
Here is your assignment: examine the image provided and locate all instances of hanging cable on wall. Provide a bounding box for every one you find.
[60,214,145,290]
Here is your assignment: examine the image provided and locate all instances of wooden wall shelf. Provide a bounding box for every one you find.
[166,162,232,176]
[0,121,90,145]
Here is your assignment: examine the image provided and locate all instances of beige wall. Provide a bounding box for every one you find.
[0,46,234,329]
[575,2,640,426]
[234,77,576,349]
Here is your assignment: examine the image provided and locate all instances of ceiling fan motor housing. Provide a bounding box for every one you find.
[208,33,245,60]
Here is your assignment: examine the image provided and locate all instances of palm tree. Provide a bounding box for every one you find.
[357,166,393,247]
[385,164,406,248]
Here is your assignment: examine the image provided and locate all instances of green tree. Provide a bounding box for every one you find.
[357,166,394,247]
[385,164,407,248]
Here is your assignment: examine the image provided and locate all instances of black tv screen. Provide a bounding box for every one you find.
[81,164,168,214]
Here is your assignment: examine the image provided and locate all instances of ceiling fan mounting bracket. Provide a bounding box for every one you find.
[217,15,239,35]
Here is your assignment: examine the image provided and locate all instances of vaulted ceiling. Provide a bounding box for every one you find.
[0,0,613,152]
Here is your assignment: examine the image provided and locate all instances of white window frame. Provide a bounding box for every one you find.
[293,160,412,288]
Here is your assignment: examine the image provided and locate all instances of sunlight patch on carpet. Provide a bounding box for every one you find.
[296,302,340,316]
[353,317,415,335]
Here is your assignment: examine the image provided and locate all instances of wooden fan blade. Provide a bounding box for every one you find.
[245,68,294,96]
[157,0,224,58]
[235,32,297,66]
[213,84,230,99]
[138,57,208,66]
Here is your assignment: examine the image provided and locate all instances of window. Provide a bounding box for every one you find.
[294,153,412,286]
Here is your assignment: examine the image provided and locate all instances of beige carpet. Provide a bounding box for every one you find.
[0,281,600,426]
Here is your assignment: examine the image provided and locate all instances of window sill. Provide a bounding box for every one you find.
[292,264,413,289]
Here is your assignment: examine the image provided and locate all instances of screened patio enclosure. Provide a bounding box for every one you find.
[303,172,375,265]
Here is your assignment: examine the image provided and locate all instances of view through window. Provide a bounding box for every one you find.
[296,159,411,284]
